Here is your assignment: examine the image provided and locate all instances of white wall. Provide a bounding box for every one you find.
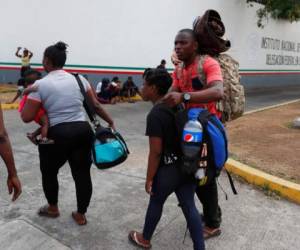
[1,0,300,70]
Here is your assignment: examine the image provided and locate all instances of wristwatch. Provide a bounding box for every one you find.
[182,93,191,103]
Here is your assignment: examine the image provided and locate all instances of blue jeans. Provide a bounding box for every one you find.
[142,165,205,250]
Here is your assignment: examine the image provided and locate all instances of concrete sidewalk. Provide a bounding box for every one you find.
[0,103,299,250]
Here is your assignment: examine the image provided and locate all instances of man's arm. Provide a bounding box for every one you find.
[170,85,180,92]
[188,80,223,103]
[163,81,223,107]
[0,105,22,201]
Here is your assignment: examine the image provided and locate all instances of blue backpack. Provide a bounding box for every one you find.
[176,108,228,186]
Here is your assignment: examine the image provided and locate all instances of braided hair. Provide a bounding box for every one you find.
[143,68,172,96]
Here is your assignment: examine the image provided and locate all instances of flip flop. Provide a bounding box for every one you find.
[26,133,38,145]
[71,212,87,226]
[128,231,151,249]
[38,205,60,218]
[203,227,221,240]
[38,138,55,145]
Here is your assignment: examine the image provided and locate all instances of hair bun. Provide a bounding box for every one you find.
[54,41,68,51]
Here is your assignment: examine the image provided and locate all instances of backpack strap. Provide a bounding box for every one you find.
[225,169,238,195]
[73,73,100,128]
[197,55,208,88]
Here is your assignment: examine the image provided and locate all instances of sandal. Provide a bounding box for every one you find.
[38,138,55,145]
[128,231,151,249]
[71,212,87,226]
[38,205,60,218]
[26,133,38,145]
[203,227,221,240]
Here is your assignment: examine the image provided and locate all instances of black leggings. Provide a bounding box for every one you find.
[142,165,204,250]
[38,121,94,214]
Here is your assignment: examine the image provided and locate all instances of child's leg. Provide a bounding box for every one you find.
[39,114,49,139]
[38,114,54,144]
[26,127,41,145]
[31,127,42,137]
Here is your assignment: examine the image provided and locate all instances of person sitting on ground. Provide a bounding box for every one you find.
[108,76,121,104]
[0,104,22,202]
[96,80,103,96]
[128,68,204,250]
[18,69,53,145]
[96,78,111,104]
[121,76,141,103]
[15,47,33,77]
[156,59,166,69]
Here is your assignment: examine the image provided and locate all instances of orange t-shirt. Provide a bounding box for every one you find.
[172,56,223,117]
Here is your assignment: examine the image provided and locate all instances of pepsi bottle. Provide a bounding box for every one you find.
[182,109,205,180]
[182,109,203,155]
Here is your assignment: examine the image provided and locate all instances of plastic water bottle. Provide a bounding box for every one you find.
[182,109,203,155]
[182,109,205,180]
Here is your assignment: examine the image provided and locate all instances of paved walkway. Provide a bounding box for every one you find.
[0,103,299,250]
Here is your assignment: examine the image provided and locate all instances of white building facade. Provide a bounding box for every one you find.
[1,0,300,89]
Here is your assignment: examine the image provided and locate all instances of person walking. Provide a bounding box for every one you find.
[129,68,204,250]
[163,29,224,239]
[21,41,115,225]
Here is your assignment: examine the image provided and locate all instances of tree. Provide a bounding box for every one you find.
[247,0,300,27]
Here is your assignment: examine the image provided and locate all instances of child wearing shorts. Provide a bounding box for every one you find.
[18,70,53,145]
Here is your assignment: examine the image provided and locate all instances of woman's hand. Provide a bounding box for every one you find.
[145,179,153,195]
[108,122,116,131]
[7,175,22,201]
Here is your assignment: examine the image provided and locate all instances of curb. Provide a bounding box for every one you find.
[244,98,300,115]
[227,99,300,205]
[225,158,300,204]
[1,103,19,110]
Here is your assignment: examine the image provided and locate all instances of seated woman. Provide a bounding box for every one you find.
[121,76,141,103]
[96,78,111,104]
[108,77,121,104]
